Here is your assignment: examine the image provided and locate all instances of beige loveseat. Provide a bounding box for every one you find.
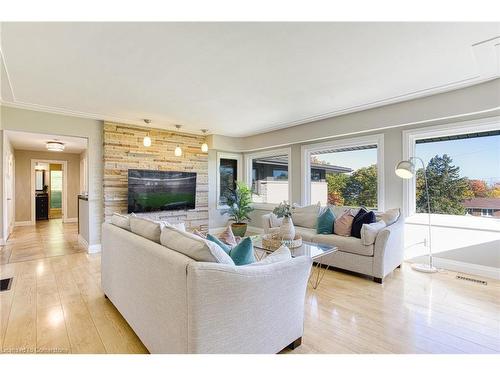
[262,206,404,283]
[101,222,312,353]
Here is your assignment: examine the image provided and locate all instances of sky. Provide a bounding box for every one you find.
[315,148,377,171]
[313,134,500,184]
[415,135,500,184]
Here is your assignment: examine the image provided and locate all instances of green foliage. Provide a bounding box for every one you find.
[221,181,254,223]
[416,154,471,215]
[273,201,292,218]
[326,165,377,208]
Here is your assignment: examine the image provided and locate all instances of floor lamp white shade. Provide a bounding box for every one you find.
[395,157,438,273]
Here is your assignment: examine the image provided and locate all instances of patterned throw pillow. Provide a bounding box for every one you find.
[334,210,355,237]
[218,226,238,247]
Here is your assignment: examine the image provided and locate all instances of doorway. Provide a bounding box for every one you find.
[31,159,68,223]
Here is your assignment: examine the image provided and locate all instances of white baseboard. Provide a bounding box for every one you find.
[64,217,78,223]
[15,221,33,227]
[408,255,500,280]
[88,244,102,254]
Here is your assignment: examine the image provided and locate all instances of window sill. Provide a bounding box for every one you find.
[405,213,500,233]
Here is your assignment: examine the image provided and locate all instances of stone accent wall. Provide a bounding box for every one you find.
[103,122,208,229]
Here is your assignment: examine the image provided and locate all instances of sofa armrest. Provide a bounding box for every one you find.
[186,256,312,353]
[372,217,404,278]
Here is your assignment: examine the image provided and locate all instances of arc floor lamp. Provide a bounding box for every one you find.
[395,156,438,273]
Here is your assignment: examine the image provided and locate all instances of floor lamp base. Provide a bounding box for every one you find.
[412,263,439,273]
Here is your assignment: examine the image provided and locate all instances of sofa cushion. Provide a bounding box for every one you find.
[129,216,164,243]
[380,208,401,226]
[334,210,355,237]
[294,226,318,242]
[111,213,131,231]
[160,225,234,264]
[248,245,291,266]
[351,208,376,238]
[317,207,335,234]
[312,234,374,256]
[292,203,321,228]
[228,237,256,266]
[361,220,386,246]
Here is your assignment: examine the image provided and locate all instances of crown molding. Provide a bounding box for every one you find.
[0,99,207,135]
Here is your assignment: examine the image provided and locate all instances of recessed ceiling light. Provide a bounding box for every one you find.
[46,141,65,152]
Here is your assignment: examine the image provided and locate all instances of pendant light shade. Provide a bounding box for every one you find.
[143,119,152,147]
[174,145,183,157]
[395,160,415,179]
[200,129,209,152]
[174,125,183,156]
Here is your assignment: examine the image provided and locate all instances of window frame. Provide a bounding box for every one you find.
[402,116,500,217]
[216,152,243,209]
[244,147,292,210]
[300,134,385,210]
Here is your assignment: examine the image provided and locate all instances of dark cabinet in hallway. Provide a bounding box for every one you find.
[36,193,49,220]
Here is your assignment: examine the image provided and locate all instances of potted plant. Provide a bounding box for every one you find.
[273,201,295,240]
[221,181,254,237]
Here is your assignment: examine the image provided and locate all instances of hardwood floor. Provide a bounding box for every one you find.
[1,222,499,354]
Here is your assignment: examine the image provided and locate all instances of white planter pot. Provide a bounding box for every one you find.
[279,216,296,240]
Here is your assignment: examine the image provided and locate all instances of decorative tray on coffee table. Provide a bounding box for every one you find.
[261,233,303,250]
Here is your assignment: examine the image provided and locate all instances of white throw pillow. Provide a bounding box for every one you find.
[129,216,164,243]
[111,213,131,231]
[169,222,186,231]
[249,245,292,266]
[160,225,234,264]
[380,208,400,226]
[292,202,321,228]
[269,213,283,228]
[361,220,386,246]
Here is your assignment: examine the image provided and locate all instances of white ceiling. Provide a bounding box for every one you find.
[1,22,499,137]
[5,130,87,153]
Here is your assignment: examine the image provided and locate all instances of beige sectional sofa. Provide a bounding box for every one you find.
[101,221,312,354]
[262,206,404,283]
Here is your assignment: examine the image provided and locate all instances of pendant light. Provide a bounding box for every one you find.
[174,125,183,156]
[201,129,209,153]
[143,119,152,147]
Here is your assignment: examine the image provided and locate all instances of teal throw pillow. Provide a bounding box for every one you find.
[229,237,256,266]
[317,207,335,234]
[206,234,231,255]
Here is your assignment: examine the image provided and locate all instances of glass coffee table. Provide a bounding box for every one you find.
[252,237,337,289]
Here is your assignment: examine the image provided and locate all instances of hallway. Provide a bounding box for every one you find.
[0,219,85,265]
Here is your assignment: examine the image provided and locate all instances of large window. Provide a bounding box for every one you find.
[414,130,500,218]
[245,148,291,206]
[217,153,241,207]
[302,135,384,209]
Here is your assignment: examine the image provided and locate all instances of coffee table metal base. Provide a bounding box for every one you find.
[308,262,330,289]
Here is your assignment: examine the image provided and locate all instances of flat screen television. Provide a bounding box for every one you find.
[127,169,196,213]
